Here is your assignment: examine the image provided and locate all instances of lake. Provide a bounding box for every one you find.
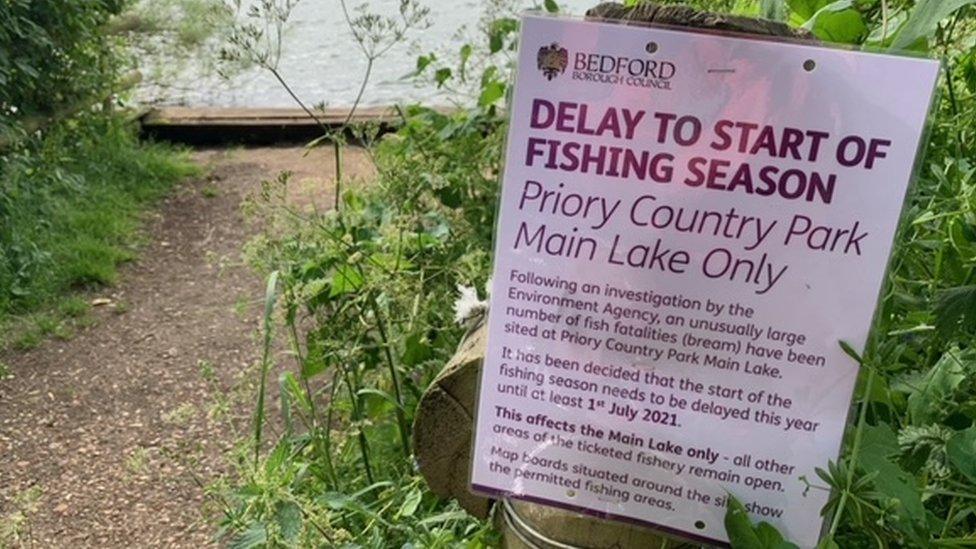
[150,0,594,108]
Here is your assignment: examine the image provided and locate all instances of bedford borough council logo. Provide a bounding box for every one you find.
[537,42,568,80]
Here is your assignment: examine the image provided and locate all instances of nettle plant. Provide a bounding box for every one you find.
[217,0,976,547]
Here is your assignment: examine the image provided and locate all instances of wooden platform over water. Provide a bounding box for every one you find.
[140,107,405,145]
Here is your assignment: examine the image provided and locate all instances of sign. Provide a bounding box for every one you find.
[470,14,939,548]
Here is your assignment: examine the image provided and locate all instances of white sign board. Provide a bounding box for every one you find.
[471,15,939,548]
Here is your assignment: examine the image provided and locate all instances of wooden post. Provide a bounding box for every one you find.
[412,3,809,547]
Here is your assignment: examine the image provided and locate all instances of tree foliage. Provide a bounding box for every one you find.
[0,1,127,123]
[0,0,194,327]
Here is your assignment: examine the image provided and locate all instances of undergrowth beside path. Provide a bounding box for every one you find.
[0,115,196,349]
[217,1,976,548]
[2,0,201,348]
[0,147,350,547]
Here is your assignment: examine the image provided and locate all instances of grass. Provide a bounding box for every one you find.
[0,487,42,548]
[232,295,250,320]
[198,359,235,421]
[202,183,219,198]
[163,402,198,425]
[9,329,43,352]
[2,305,100,351]
[0,113,197,350]
[58,297,90,318]
[112,300,131,315]
[125,447,152,477]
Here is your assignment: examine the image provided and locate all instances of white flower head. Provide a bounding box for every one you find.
[453,284,487,325]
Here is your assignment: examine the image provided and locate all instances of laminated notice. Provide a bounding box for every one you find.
[470,14,939,548]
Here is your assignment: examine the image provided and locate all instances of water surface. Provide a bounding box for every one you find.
[153,0,593,107]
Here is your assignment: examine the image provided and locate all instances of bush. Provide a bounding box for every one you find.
[0,0,126,122]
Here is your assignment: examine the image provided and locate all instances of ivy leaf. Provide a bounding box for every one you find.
[435,185,463,208]
[434,67,452,88]
[801,1,866,44]
[890,0,976,51]
[489,32,503,54]
[415,54,433,73]
[947,427,976,483]
[488,18,518,54]
[934,285,976,337]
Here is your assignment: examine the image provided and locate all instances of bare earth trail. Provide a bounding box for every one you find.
[0,147,370,547]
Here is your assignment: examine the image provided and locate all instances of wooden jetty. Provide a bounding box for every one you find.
[139,106,407,145]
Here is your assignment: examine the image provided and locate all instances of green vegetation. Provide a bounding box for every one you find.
[203,183,221,198]
[212,3,506,544]
[214,1,976,547]
[0,117,195,313]
[6,0,972,546]
[220,105,503,545]
[1,1,123,125]
[0,487,42,547]
[0,2,196,338]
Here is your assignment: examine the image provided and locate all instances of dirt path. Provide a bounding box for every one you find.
[0,147,370,547]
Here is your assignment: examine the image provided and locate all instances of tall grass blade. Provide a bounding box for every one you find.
[253,270,280,468]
